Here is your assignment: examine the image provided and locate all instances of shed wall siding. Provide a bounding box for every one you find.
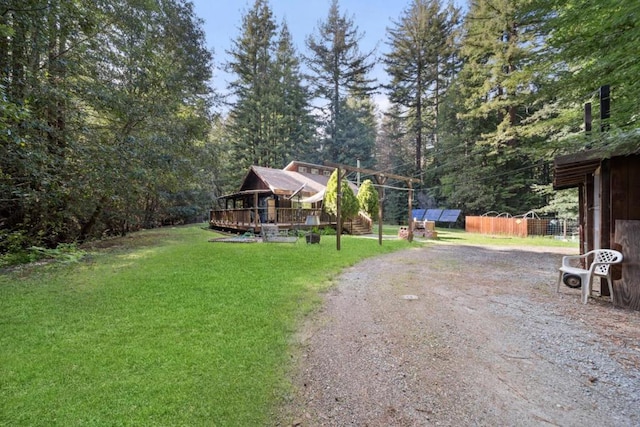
[610,155,640,240]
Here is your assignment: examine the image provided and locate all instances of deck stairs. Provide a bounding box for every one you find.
[345,212,373,235]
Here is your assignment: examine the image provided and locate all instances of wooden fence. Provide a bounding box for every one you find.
[465,216,553,237]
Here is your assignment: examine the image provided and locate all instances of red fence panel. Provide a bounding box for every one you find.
[466,216,577,238]
[465,216,542,237]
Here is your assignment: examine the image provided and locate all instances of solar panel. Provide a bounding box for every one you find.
[425,209,443,221]
[438,209,461,223]
[411,209,427,220]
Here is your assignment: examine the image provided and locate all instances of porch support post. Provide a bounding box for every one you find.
[253,192,259,229]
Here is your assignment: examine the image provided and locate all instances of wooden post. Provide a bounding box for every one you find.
[323,162,414,249]
[336,167,342,251]
[407,181,414,242]
[613,220,640,310]
[584,102,592,133]
[253,192,259,229]
[375,175,388,246]
[600,84,610,132]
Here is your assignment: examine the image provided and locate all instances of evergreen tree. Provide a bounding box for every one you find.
[323,169,359,224]
[226,0,278,169]
[357,179,379,219]
[542,0,640,132]
[330,96,377,167]
[82,0,213,234]
[0,0,214,250]
[532,185,578,220]
[384,0,461,176]
[226,0,312,170]
[375,106,415,223]
[435,0,547,214]
[305,0,377,165]
[272,22,314,164]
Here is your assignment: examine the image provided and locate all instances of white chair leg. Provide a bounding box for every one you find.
[582,276,593,304]
[606,275,615,303]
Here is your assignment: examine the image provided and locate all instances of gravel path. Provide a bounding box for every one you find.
[279,242,640,426]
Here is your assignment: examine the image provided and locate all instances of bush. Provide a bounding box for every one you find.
[321,226,336,235]
[0,242,86,268]
[357,179,379,219]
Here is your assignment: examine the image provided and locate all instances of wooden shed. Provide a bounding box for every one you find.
[553,138,640,309]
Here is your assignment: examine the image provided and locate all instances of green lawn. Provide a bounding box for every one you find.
[0,224,576,425]
[0,225,412,426]
[429,227,579,248]
[382,224,579,248]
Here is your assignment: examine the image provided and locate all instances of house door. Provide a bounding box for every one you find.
[267,198,276,223]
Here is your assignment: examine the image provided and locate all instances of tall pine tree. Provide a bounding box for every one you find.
[226,0,312,171]
[272,22,314,164]
[226,0,278,169]
[384,0,461,176]
[546,0,640,131]
[436,0,547,214]
[305,0,377,166]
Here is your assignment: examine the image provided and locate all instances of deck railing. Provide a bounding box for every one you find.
[209,208,335,230]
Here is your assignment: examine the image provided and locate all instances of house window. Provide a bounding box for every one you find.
[298,166,307,173]
[311,168,319,175]
[323,170,331,176]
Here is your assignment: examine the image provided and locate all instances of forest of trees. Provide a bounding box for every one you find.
[2,0,639,253]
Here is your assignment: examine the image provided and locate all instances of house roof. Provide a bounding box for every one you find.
[216,162,331,201]
[219,161,361,201]
[553,134,640,190]
[243,166,326,196]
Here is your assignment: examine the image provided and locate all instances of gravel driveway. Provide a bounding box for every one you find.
[279,242,640,426]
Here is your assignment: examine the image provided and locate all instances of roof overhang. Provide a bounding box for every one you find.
[553,134,640,190]
[553,153,601,190]
[216,189,272,200]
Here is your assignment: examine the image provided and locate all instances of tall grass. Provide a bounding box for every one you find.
[0,225,410,426]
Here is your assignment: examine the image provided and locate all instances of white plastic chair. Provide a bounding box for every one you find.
[557,249,623,304]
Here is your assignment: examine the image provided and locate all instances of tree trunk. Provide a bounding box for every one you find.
[78,202,104,243]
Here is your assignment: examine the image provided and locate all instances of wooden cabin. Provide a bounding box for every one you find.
[553,142,640,309]
[209,161,372,235]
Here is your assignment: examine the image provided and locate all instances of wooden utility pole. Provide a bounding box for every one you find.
[336,167,343,251]
[325,162,415,248]
[407,181,414,242]
[374,175,388,246]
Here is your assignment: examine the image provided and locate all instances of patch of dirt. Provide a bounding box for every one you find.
[280,243,640,426]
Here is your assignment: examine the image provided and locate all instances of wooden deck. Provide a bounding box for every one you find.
[209,207,373,235]
[209,208,336,234]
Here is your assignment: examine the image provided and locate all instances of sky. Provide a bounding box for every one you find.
[190,0,467,110]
